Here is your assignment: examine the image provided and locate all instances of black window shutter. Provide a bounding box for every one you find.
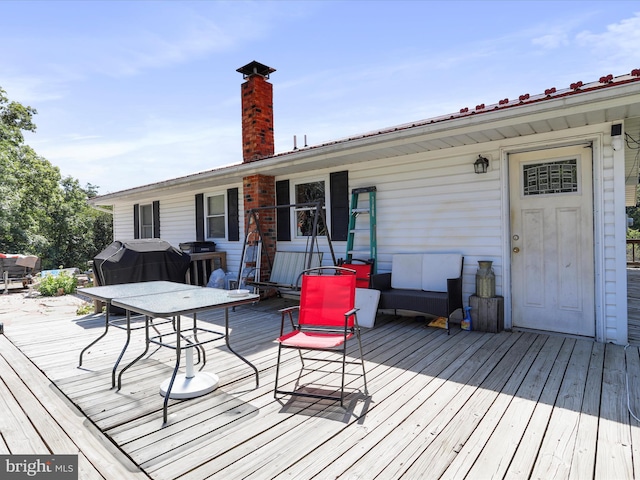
[276,180,291,241]
[195,194,204,242]
[152,200,161,238]
[330,171,349,241]
[133,204,140,239]
[227,188,239,241]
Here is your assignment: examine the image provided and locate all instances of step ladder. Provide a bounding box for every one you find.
[236,212,262,291]
[345,186,377,273]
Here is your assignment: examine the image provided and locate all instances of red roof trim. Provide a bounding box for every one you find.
[275,70,640,156]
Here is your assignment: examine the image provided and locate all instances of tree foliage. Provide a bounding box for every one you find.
[0,87,112,270]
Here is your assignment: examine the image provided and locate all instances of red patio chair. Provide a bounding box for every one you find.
[338,258,374,288]
[274,266,368,406]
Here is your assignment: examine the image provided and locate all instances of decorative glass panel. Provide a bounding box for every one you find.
[523,159,578,196]
[294,181,327,236]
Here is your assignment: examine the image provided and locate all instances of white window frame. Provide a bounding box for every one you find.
[205,193,227,240]
[139,203,154,239]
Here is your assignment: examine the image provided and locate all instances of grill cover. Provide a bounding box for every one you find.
[94,239,191,287]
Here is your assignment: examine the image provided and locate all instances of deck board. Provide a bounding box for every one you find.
[0,335,148,479]
[530,339,593,479]
[504,338,576,478]
[3,287,640,479]
[388,333,537,480]
[443,335,565,479]
[596,344,634,479]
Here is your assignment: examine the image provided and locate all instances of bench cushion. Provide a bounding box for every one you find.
[391,254,424,290]
[391,253,462,292]
[421,253,463,292]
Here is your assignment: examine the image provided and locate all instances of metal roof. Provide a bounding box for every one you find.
[90,70,640,203]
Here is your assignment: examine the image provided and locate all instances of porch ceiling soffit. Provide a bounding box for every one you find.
[90,81,640,205]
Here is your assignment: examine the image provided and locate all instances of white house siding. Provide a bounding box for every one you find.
[112,203,134,240]
[157,190,248,280]
[101,123,629,344]
[607,131,629,345]
[340,124,626,343]
[344,145,504,317]
[157,195,195,245]
[108,187,248,282]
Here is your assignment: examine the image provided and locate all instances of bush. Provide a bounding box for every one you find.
[37,272,78,296]
[76,303,94,315]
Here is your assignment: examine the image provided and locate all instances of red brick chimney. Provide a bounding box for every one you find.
[237,61,276,163]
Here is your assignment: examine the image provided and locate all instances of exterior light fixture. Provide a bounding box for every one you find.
[611,123,623,151]
[474,155,489,174]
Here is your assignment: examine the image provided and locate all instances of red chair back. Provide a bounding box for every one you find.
[298,272,356,328]
[340,262,373,288]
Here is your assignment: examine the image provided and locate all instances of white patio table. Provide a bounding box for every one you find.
[78,281,201,387]
[111,284,260,424]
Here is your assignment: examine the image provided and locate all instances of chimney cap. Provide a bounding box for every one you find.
[237,61,276,79]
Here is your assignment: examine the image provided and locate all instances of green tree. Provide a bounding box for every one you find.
[0,87,112,269]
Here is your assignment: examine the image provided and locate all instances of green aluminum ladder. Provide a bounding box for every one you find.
[345,186,377,273]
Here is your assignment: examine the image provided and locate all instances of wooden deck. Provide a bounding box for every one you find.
[2,288,640,479]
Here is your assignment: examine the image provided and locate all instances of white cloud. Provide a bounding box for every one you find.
[1,72,68,105]
[576,12,640,65]
[532,33,570,49]
[92,20,237,78]
[27,118,241,193]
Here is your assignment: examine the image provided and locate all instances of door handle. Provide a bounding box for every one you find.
[513,247,520,253]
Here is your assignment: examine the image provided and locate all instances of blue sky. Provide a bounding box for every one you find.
[2,0,640,194]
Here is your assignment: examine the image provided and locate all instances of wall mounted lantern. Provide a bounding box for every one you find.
[474,155,489,174]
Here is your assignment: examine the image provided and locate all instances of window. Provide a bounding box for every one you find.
[523,159,578,196]
[140,204,154,238]
[133,201,159,239]
[294,180,327,237]
[206,194,226,238]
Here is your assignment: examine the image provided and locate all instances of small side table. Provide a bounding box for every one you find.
[469,295,504,333]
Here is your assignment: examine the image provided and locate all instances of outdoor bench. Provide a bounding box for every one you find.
[1,255,41,294]
[246,250,323,296]
[371,253,464,332]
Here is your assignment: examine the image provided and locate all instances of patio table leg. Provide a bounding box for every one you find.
[117,314,151,390]
[159,315,220,424]
[162,314,181,424]
[78,304,111,368]
[224,307,259,388]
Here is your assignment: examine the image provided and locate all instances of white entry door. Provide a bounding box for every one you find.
[509,145,595,337]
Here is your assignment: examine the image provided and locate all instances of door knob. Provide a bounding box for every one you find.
[513,247,520,253]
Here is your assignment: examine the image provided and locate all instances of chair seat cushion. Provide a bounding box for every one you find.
[277,330,353,349]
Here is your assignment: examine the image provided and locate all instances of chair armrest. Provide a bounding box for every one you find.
[447,276,464,313]
[279,305,300,335]
[344,307,359,317]
[371,272,392,291]
[279,305,300,314]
